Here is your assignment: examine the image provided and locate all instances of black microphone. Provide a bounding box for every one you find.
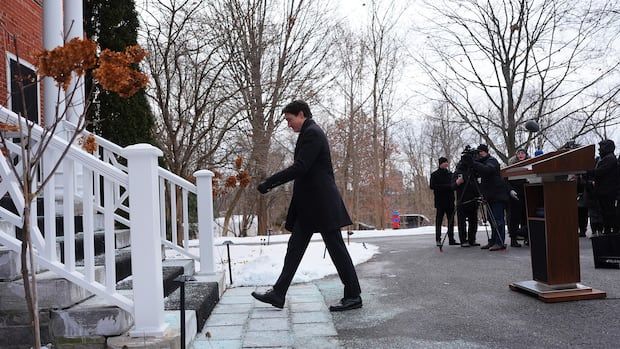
[525,120,540,133]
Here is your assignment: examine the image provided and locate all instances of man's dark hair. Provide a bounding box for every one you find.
[282,100,312,119]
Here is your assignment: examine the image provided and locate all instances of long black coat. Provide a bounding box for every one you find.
[592,152,619,198]
[430,168,455,208]
[471,154,509,203]
[261,119,352,233]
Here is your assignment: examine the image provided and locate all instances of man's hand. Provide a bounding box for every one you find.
[257,182,270,194]
[456,177,464,186]
[510,190,519,201]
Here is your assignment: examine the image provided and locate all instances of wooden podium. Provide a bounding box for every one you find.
[501,145,606,302]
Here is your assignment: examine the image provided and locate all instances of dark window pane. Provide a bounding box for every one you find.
[10,59,39,123]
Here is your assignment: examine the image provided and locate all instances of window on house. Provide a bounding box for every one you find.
[8,57,39,123]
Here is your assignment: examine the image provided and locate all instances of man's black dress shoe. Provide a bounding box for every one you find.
[469,242,481,247]
[449,240,460,246]
[480,243,492,249]
[329,296,363,312]
[251,289,285,309]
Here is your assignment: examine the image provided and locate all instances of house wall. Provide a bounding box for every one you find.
[0,0,43,111]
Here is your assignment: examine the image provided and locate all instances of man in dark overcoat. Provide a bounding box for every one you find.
[251,100,362,312]
[468,144,510,251]
[430,157,458,245]
[588,139,619,234]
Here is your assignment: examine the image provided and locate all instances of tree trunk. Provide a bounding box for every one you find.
[222,187,246,237]
[20,197,41,348]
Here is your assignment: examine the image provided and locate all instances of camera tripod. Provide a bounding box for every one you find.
[438,168,504,251]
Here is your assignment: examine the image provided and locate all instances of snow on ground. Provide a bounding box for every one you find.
[165,225,446,287]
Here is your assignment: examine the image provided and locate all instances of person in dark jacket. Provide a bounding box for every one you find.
[588,139,619,235]
[584,165,604,236]
[430,157,458,246]
[453,161,480,247]
[576,174,588,237]
[466,144,509,251]
[507,149,529,247]
[252,100,362,312]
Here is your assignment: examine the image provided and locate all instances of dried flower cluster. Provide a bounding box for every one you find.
[237,170,251,187]
[93,45,149,98]
[79,134,98,154]
[0,122,20,132]
[35,39,148,98]
[36,38,97,90]
[210,157,252,197]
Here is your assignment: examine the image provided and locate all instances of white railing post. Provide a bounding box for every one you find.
[193,170,215,275]
[124,144,167,337]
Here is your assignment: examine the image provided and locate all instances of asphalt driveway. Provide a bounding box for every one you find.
[316,234,620,349]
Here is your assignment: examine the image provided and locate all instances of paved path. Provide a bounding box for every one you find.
[192,284,340,349]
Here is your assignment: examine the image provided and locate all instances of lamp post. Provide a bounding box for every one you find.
[222,240,233,284]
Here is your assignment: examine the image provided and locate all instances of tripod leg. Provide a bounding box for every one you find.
[479,203,491,242]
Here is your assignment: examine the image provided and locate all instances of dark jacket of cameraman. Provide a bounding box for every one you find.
[452,164,478,203]
[430,168,455,208]
[591,145,618,198]
[471,154,509,203]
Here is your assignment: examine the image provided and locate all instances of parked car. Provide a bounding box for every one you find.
[356,222,376,230]
[399,214,430,229]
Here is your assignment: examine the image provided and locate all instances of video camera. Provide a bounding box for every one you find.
[461,145,477,157]
[458,145,478,170]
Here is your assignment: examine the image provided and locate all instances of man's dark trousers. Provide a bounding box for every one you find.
[273,229,361,298]
[435,206,455,242]
[457,203,478,244]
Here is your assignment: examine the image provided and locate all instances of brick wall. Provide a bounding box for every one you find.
[0,0,43,113]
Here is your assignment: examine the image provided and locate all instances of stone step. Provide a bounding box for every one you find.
[57,228,130,263]
[116,259,194,298]
[0,309,52,349]
[89,246,132,283]
[49,289,134,344]
[164,278,220,331]
[0,267,105,312]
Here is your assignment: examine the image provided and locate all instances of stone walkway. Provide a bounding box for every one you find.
[191,284,341,349]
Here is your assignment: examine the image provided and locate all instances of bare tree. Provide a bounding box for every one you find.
[365,0,406,228]
[208,0,336,235]
[399,124,435,220]
[326,25,370,227]
[141,0,242,179]
[417,0,620,163]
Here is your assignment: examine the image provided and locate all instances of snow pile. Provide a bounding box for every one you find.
[166,240,379,287]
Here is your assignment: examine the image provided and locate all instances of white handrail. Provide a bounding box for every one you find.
[63,119,207,266]
[0,106,134,313]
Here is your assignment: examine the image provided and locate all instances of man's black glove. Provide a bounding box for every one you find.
[257,182,270,194]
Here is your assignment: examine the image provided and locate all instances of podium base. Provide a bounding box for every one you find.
[509,280,606,303]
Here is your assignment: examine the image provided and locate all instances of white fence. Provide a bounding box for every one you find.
[0,107,215,336]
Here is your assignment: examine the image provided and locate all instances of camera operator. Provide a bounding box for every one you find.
[430,157,458,246]
[453,152,480,247]
[587,139,619,235]
[462,144,510,251]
